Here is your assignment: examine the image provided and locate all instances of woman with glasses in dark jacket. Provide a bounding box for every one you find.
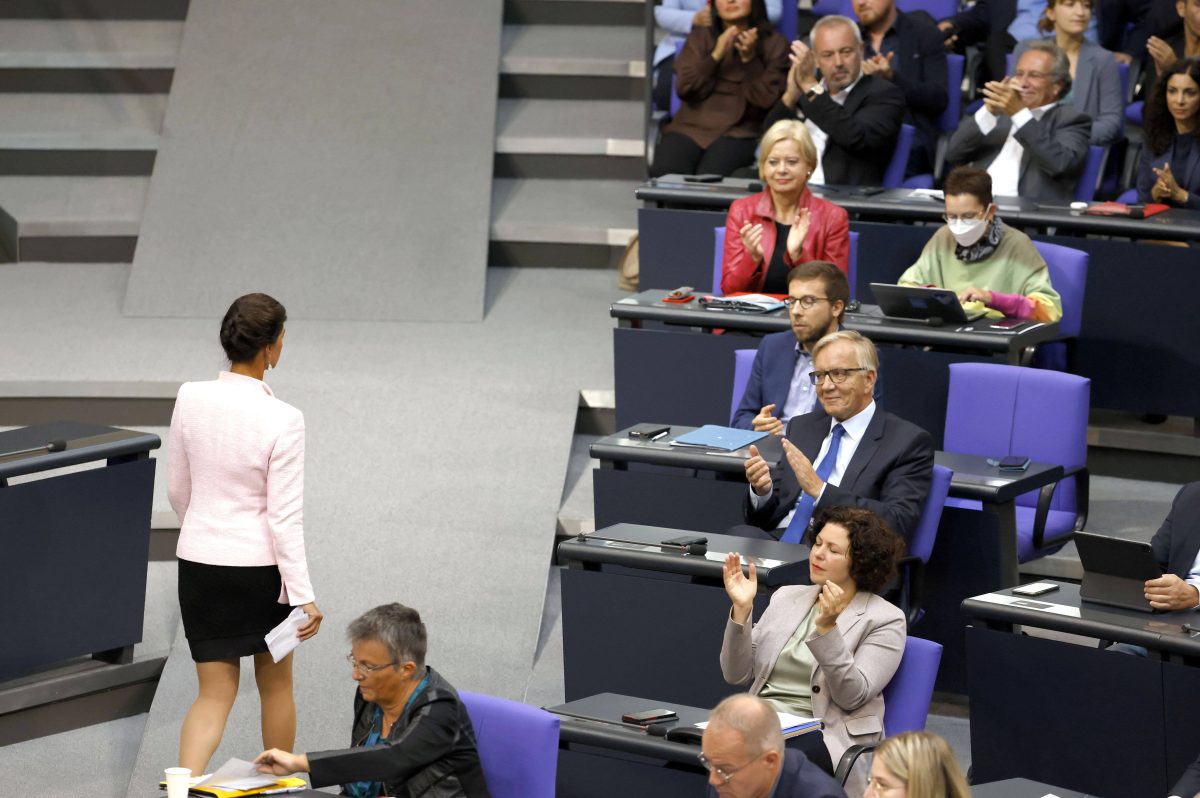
[255,604,490,798]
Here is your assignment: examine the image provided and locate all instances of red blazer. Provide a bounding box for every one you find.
[721,188,850,294]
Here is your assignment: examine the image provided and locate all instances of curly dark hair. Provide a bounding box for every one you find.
[806,506,904,594]
[709,0,775,39]
[1145,58,1200,157]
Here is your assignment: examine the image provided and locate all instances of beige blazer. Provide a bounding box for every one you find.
[719,586,905,767]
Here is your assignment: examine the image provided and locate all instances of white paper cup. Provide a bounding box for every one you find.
[164,766,191,798]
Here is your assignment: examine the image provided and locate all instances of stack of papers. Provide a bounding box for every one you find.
[265,607,309,663]
[694,712,822,739]
[701,294,785,312]
[670,425,766,452]
[161,758,308,797]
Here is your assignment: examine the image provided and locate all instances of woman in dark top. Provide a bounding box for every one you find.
[256,604,489,798]
[649,0,790,178]
[721,119,850,294]
[1138,57,1200,209]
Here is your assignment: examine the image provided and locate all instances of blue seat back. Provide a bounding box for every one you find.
[882,636,943,735]
[944,363,1089,513]
[1117,187,1137,203]
[848,230,859,301]
[669,39,685,119]
[731,348,758,423]
[940,54,965,133]
[1031,240,1087,339]
[1074,145,1106,202]
[713,225,726,295]
[460,691,559,798]
[883,123,915,189]
[910,465,952,564]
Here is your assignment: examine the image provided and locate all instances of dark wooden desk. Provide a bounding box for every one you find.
[557,524,810,708]
[611,290,1058,447]
[589,426,1066,694]
[972,778,1091,798]
[547,692,825,798]
[633,178,1200,419]
[963,583,1200,797]
[1,421,160,680]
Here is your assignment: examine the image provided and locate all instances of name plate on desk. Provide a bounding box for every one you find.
[973,592,1082,618]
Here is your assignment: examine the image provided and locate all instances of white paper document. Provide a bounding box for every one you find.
[265,606,309,663]
[196,757,278,790]
[695,712,821,732]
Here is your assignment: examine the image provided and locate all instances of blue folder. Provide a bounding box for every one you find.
[669,425,767,452]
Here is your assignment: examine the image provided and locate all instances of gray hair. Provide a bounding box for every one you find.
[811,329,879,371]
[347,603,427,669]
[1020,39,1072,98]
[811,14,863,45]
[707,695,785,756]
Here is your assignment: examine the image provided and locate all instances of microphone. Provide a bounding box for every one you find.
[0,439,67,459]
[577,533,708,557]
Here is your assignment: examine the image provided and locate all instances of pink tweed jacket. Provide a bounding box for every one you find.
[168,371,314,605]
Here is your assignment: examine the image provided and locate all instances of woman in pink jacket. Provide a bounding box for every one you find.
[168,292,323,774]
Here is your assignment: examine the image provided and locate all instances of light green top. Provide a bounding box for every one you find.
[896,222,1062,322]
[758,604,820,717]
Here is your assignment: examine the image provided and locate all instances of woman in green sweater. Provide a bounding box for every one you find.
[897,167,1062,322]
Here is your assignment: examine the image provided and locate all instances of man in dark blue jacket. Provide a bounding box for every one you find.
[731,261,847,434]
[702,694,846,798]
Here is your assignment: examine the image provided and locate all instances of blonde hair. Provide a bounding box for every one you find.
[874,731,971,798]
[757,120,817,181]
[811,330,879,372]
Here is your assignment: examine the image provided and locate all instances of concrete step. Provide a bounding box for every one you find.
[501,24,645,78]
[0,176,148,261]
[0,93,164,174]
[496,98,644,157]
[0,19,182,92]
[490,177,637,247]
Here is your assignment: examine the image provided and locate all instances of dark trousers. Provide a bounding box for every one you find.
[650,132,758,178]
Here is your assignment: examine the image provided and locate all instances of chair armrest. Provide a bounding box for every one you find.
[834,742,880,786]
[1067,465,1088,532]
[1031,465,1088,551]
[895,554,925,628]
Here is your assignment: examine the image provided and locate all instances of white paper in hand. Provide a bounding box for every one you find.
[196,758,277,790]
[265,606,309,663]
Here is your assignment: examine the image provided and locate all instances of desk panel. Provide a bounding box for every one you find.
[1163,659,1200,789]
[966,625,1165,797]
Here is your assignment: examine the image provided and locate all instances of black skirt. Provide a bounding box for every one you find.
[178,558,293,662]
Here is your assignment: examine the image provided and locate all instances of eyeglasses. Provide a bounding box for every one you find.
[697,752,755,784]
[942,212,984,224]
[809,367,868,385]
[783,295,830,310]
[346,654,398,674]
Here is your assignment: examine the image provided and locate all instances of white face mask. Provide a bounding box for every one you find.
[948,216,988,247]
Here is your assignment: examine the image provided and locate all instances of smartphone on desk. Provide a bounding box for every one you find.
[1013,582,1060,597]
[622,708,678,725]
[987,455,1031,472]
[989,318,1026,330]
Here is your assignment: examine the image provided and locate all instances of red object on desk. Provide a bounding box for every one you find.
[1084,202,1170,218]
[660,294,694,304]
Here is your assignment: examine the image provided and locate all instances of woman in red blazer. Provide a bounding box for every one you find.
[721,119,850,294]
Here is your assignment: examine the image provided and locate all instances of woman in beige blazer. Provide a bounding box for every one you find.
[720,505,906,791]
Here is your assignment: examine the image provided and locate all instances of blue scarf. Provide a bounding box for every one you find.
[345,674,430,798]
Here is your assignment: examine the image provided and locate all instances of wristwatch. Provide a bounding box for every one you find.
[805,84,826,101]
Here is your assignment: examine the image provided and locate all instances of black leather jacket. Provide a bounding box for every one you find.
[307,666,491,798]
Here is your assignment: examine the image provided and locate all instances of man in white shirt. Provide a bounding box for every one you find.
[945,39,1092,204]
[762,15,906,187]
[735,331,933,543]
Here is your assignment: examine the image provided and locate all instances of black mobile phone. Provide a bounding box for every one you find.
[989,318,1025,330]
[628,424,670,440]
[987,455,1031,472]
[622,708,678,725]
[662,535,708,547]
[683,173,723,183]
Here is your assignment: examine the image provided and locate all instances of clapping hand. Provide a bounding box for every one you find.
[1152,162,1184,204]
[862,52,895,81]
[814,580,852,634]
[981,77,1022,117]
[734,27,759,63]
[784,40,818,101]
[781,438,822,498]
[1147,36,1177,77]
[713,25,741,61]
[785,208,811,261]
[692,6,711,27]
[752,404,785,436]
[724,551,757,623]
[937,20,958,51]
[744,444,773,496]
[739,222,765,264]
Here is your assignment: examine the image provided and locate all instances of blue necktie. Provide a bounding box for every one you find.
[781,424,845,544]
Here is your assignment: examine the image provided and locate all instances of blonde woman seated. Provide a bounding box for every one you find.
[865,730,971,798]
[720,505,906,792]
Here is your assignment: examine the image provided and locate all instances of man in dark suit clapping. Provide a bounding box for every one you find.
[736,330,933,543]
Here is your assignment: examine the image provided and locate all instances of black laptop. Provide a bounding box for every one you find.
[1074,532,1163,613]
[869,283,987,323]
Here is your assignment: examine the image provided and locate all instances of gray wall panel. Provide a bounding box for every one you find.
[123,0,501,320]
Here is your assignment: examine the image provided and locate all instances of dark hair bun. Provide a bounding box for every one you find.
[220,293,287,363]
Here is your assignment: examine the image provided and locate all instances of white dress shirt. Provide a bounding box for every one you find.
[750,401,878,529]
[781,346,817,420]
[806,72,863,187]
[974,101,1056,197]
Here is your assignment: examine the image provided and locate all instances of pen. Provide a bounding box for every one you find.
[650,431,669,441]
